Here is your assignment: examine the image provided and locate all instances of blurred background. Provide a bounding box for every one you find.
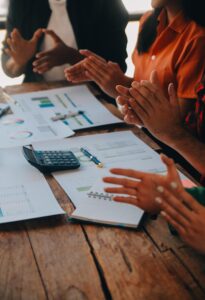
[0,0,152,86]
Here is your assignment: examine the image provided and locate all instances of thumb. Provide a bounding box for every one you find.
[168,83,179,106]
[150,70,161,88]
[43,29,62,44]
[160,154,182,188]
[32,28,43,42]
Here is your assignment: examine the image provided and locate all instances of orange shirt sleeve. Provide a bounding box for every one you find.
[176,36,205,99]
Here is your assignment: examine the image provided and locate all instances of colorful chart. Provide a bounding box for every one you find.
[2,117,24,125]
[31,97,54,108]
[10,131,33,140]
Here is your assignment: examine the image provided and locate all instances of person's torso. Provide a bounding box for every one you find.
[132,10,205,98]
[40,0,78,81]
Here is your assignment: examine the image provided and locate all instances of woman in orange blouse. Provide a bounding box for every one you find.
[65,0,205,118]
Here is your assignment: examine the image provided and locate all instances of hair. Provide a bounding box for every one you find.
[137,0,205,54]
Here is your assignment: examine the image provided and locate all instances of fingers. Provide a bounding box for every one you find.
[132,80,158,95]
[109,168,146,180]
[124,110,144,126]
[33,56,49,67]
[160,154,182,188]
[128,98,148,119]
[161,211,187,236]
[6,37,15,52]
[116,96,129,106]
[32,28,43,42]
[129,86,154,112]
[168,83,179,106]
[11,28,21,40]
[103,176,139,188]
[4,47,13,57]
[65,62,85,80]
[116,85,130,97]
[33,63,50,74]
[84,57,107,77]
[104,186,137,197]
[157,189,194,222]
[79,49,106,62]
[176,189,201,213]
[113,196,139,206]
[150,70,161,87]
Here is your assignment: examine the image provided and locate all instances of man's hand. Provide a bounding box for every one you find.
[65,49,132,98]
[103,154,183,214]
[33,29,82,74]
[156,187,205,254]
[5,28,43,68]
[116,71,184,144]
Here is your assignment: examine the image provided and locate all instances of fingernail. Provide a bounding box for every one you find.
[155,197,162,204]
[161,211,167,217]
[170,182,178,190]
[157,186,164,193]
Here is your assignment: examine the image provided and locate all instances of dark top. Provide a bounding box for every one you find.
[2,0,128,82]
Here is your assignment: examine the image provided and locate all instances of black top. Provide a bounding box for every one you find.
[2,0,128,82]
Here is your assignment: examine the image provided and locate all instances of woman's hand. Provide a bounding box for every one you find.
[33,29,82,74]
[116,71,184,144]
[156,188,205,254]
[5,28,43,69]
[103,154,183,214]
[65,49,132,98]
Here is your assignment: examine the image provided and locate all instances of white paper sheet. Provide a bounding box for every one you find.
[9,85,122,131]
[33,131,167,209]
[0,110,74,149]
[0,147,65,224]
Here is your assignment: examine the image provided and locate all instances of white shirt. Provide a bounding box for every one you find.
[41,0,78,82]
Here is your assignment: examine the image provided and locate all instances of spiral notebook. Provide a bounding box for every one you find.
[70,179,144,228]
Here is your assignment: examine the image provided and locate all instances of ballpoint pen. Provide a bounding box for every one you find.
[80,148,103,168]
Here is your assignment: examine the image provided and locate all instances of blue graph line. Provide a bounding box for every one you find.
[0,208,3,217]
[64,93,77,108]
[82,112,93,125]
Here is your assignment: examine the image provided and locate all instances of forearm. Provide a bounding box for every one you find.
[165,126,205,175]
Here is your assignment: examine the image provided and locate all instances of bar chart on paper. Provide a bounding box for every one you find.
[10,85,122,131]
[0,185,33,218]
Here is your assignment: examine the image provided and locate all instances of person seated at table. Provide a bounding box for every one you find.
[1,0,128,82]
[103,154,205,254]
[117,70,205,184]
[65,0,205,118]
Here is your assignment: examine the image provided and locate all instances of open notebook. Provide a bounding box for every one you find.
[70,178,144,228]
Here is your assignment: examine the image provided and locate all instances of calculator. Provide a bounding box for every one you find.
[23,145,80,173]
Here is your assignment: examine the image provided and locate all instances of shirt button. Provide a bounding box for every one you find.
[151,55,156,61]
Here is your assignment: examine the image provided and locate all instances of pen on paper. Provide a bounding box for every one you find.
[80,148,104,168]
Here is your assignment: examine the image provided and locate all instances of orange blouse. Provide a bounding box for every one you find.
[132,9,205,99]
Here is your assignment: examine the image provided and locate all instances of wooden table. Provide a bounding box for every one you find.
[0,82,205,300]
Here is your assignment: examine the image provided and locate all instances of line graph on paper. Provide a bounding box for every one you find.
[0,185,34,218]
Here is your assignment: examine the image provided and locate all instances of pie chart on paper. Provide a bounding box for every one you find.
[10,131,33,140]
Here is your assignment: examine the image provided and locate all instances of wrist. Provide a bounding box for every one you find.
[161,125,190,148]
[6,58,27,77]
